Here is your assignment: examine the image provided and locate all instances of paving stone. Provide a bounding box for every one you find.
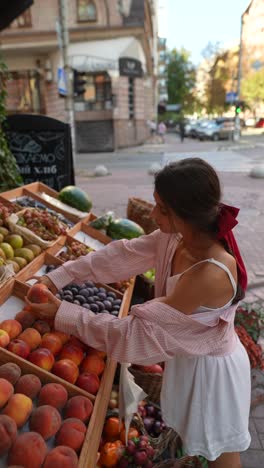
[259,433,264,449]
[241,449,264,468]
[249,418,262,449]
[254,418,264,434]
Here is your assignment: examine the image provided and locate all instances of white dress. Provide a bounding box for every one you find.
[160,258,251,461]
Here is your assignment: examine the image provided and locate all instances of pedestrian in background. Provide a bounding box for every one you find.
[179,119,185,142]
[158,121,167,143]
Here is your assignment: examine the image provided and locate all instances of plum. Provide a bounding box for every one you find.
[90,304,99,313]
[73,300,80,305]
[113,305,120,311]
[113,299,122,306]
[75,295,86,304]
[82,304,91,310]
[103,300,112,311]
[85,281,94,288]
[96,302,105,311]
[108,292,117,299]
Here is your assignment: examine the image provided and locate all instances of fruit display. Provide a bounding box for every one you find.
[16,196,74,228]
[58,185,92,213]
[16,208,67,241]
[57,240,94,261]
[57,281,122,317]
[0,365,93,467]
[106,218,145,240]
[0,227,42,275]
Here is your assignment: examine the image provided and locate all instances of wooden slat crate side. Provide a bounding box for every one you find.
[0,186,27,200]
[15,252,63,283]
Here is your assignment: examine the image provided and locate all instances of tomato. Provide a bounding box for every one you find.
[99,441,123,467]
[120,427,140,444]
[104,417,124,441]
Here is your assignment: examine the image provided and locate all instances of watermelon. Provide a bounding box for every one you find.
[107,218,145,240]
[58,186,92,212]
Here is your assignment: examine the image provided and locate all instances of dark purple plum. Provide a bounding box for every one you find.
[87,297,95,304]
[85,281,94,288]
[90,303,99,313]
[73,300,81,305]
[98,292,107,301]
[98,287,106,293]
[79,288,90,297]
[64,295,73,303]
[87,288,94,296]
[113,299,122,306]
[93,287,99,295]
[103,300,112,311]
[82,304,91,310]
[113,305,120,311]
[107,292,117,299]
[106,296,115,303]
[96,301,105,311]
[75,295,86,304]
[71,287,79,295]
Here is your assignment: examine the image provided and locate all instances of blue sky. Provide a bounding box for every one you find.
[160,0,250,65]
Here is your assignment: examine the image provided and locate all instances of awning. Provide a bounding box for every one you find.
[0,0,33,31]
[68,37,146,74]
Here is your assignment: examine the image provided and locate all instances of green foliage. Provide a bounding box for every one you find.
[0,54,23,191]
[241,70,264,109]
[166,48,196,113]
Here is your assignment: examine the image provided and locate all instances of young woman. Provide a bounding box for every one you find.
[26,158,251,468]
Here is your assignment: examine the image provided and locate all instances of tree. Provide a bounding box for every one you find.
[0,54,22,191]
[241,69,264,115]
[166,48,196,113]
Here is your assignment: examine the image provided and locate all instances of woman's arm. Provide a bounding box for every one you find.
[46,230,161,291]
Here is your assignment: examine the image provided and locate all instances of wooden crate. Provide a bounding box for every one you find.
[16,251,63,284]
[0,279,95,402]
[68,221,112,249]
[0,182,92,225]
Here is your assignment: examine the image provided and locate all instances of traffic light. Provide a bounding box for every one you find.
[73,69,86,97]
[235,101,244,114]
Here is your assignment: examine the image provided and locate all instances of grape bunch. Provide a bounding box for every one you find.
[57,281,122,317]
[118,435,155,467]
[0,201,21,226]
[17,208,67,240]
[17,196,74,227]
[58,241,94,261]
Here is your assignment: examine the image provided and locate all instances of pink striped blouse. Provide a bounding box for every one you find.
[47,230,238,365]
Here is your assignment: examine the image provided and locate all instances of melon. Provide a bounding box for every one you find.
[107,219,145,240]
[58,186,92,212]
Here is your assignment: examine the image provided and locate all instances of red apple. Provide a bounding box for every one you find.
[7,339,30,359]
[0,329,10,348]
[28,347,55,371]
[76,372,100,395]
[27,284,49,304]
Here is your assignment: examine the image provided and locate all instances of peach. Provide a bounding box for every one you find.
[51,330,70,345]
[81,354,105,376]
[29,405,61,440]
[76,372,100,395]
[43,445,78,468]
[15,309,35,329]
[28,347,55,371]
[0,329,10,348]
[87,346,107,359]
[52,359,79,384]
[8,431,47,468]
[64,395,93,423]
[2,393,33,427]
[68,336,87,352]
[0,362,21,384]
[41,333,63,355]
[27,283,49,304]
[0,414,17,455]
[0,319,22,339]
[0,378,14,409]
[15,374,41,399]
[38,383,68,410]
[59,343,84,366]
[33,320,51,335]
[18,328,42,351]
[8,338,31,359]
[55,418,86,452]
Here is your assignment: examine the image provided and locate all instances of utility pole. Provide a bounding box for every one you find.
[58,0,76,161]
[234,14,244,141]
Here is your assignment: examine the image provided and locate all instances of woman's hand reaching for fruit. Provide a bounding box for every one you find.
[25,288,61,321]
[29,275,57,294]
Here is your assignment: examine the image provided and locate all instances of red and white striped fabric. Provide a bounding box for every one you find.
[47,230,238,365]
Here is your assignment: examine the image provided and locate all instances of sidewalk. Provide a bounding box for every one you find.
[75,143,264,467]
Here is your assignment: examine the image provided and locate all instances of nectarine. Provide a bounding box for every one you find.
[8,431,47,468]
[55,418,86,452]
[38,383,68,410]
[7,339,31,359]
[52,359,79,384]
[18,328,42,351]
[64,395,93,423]
[81,354,105,376]
[41,333,63,355]
[59,343,84,366]
[0,378,14,409]
[27,283,49,304]
[28,347,55,371]
[0,319,22,339]
[2,393,33,428]
[76,372,100,395]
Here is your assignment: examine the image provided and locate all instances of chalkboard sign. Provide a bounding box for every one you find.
[4,114,75,191]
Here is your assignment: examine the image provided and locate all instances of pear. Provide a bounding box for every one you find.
[14,248,34,263]
[13,257,27,269]
[0,227,9,238]
[6,259,20,273]
[5,234,23,250]
[25,244,42,257]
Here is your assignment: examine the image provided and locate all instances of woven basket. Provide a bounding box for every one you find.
[129,367,162,404]
[127,197,158,234]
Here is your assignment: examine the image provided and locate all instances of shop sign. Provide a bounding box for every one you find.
[119,57,143,78]
[4,114,75,191]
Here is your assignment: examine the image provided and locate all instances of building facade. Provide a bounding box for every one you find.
[0,0,158,151]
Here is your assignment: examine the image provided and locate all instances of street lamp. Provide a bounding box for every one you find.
[234,14,244,141]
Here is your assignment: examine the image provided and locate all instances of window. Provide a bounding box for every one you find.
[12,9,32,27]
[74,73,112,111]
[128,78,134,120]
[77,0,97,22]
[3,70,42,114]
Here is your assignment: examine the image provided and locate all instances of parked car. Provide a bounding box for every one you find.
[190,120,210,138]
[255,118,264,128]
[198,120,235,141]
